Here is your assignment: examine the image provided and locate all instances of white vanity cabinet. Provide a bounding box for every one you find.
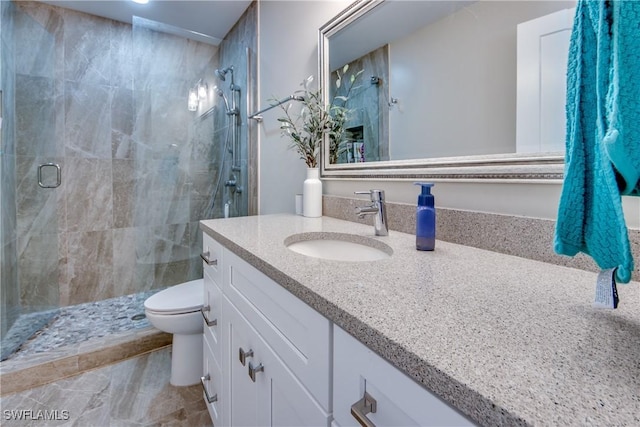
[202,232,332,427]
[202,231,472,427]
[333,326,473,427]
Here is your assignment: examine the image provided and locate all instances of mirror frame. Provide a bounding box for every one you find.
[319,0,565,182]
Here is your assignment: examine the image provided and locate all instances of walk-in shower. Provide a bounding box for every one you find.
[0,0,256,362]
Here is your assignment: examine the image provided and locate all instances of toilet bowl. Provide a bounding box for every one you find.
[144,278,204,386]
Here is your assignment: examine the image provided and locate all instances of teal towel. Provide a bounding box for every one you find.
[555,0,638,284]
[603,0,640,196]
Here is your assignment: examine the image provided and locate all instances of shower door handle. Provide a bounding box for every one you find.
[37,163,61,188]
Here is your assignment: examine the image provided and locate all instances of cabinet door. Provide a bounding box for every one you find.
[516,7,574,153]
[258,335,330,427]
[333,326,474,427]
[224,296,329,427]
[224,249,331,410]
[223,295,261,427]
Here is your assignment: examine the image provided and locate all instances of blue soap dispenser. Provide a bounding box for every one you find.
[414,182,435,251]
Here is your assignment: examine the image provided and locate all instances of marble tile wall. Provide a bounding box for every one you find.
[8,1,232,313]
[206,2,258,219]
[242,4,259,218]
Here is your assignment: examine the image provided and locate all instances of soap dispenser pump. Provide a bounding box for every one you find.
[414,182,435,251]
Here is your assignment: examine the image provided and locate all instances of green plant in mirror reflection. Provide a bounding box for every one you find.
[277,66,363,168]
[329,65,364,164]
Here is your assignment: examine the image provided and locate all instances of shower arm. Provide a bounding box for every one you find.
[248,95,304,122]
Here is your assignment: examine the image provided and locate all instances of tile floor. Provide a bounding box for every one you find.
[0,348,211,427]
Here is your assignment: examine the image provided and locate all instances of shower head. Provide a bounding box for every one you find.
[214,85,238,116]
[215,66,234,82]
[214,86,231,113]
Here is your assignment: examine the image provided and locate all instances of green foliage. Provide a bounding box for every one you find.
[329,66,364,164]
[277,67,363,168]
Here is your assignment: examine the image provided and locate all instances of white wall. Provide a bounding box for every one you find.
[389,1,574,160]
[257,0,351,214]
[258,1,640,230]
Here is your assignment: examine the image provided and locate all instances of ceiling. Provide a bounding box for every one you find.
[39,0,252,45]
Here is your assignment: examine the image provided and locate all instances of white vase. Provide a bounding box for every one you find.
[303,167,322,217]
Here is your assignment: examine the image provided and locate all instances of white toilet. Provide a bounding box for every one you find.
[144,278,204,386]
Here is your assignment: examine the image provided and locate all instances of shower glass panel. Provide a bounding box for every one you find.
[1,1,61,360]
[129,17,249,291]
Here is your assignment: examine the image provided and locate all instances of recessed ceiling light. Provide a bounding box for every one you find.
[131,0,149,4]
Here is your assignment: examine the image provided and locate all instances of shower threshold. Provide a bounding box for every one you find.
[0,291,172,396]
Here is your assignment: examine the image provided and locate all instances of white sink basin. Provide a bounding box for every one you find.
[284,232,392,262]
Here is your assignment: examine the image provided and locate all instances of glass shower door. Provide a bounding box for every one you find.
[1,1,61,360]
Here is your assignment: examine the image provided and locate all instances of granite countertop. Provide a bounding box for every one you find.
[200,214,640,427]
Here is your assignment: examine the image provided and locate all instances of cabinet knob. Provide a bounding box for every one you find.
[200,251,218,266]
[239,347,254,366]
[200,305,217,327]
[248,362,264,382]
[200,374,218,404]
[351,392,377,427]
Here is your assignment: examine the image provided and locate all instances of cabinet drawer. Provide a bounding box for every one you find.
[223,249,331,411]
[202,337,223,426]
[203,269,223,366]
[333,326,474,427]
[202,232,223,285]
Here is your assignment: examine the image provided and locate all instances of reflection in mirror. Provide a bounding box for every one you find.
[320,0,575,179]
[330,47,388,164]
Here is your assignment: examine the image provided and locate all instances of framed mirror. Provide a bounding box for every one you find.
[319,0,576,180]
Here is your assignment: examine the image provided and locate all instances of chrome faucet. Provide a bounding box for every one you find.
[354,189,388,236]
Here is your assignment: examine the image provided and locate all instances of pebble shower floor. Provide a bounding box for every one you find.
[1,290,158,362]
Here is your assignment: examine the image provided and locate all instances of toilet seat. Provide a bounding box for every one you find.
[144,278,203,315]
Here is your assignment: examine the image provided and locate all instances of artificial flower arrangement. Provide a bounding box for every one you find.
[277,65,363,167]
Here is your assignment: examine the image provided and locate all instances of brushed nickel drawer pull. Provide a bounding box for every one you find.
[200,251,218,266]
[239,347,253,366]
[200,374,218,404]
[351,392,377,427]
[248,362,264,382]
[200,305,217,327]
